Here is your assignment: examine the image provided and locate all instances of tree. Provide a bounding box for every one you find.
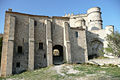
[105,31,120,57]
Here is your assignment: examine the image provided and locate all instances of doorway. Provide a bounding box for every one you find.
[53,45,63,65]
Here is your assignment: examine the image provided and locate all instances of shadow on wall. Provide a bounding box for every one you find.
[52,21,64,64]
[91,27,99,30]
[70,29,86,64]
[51,22,85,64]
[87,31,104,60]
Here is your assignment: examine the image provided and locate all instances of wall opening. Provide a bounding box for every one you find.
[75,31,78,38]
[39,43,43,49]
[16,62,20,68]
[18,46,22,53]
[53,45,63,65]
[88,40,103,60]
[34,20,37,26]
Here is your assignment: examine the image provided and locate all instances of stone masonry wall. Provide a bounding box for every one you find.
[34,17,48,69]
[12,14,29,74]
[1,7,114,76]
[70,29,88,63]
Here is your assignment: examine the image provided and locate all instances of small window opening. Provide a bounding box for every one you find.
[18,46,22,53]
[44,54,46,58]
[34,21,37,26]
[39,43,43,49]
[75,32,78,38]
[16,62,20,68]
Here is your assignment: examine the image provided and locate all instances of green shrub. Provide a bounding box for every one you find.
[105,31,120,57]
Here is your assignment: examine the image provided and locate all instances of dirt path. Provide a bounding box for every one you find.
[53,64,79,76]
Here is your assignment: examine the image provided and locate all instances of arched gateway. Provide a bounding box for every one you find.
[53,45,64,65]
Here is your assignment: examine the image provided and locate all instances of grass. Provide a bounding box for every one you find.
[1,64,120,80]
[7,66,60,80]
[73,64,120,79]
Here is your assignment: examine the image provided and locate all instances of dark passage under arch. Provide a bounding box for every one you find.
[88,40,103,60]
[53,45,63,65]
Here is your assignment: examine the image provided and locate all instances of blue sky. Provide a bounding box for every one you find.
[0,0,120,33]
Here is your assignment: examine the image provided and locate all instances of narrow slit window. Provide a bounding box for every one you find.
[39,43,43,49]
[16,62,20,68]
[75,31,78,38]
[44,54,46,58]
[18,46,22,53]
[34,20,37,26]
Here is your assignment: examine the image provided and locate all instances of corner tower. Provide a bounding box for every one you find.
[87,7,102,30]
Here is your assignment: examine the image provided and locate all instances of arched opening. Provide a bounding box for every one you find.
[88,40,103,59]
[53,45,63,65]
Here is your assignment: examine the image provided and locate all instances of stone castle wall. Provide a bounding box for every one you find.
[1,7,114,77]
[70,29,88,63]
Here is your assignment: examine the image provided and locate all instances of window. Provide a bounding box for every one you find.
[39,43,43,49]
[16,62,20,68]
[44,54,46,58]
[75,31,78,38]
[18,46,22,53]
[34,20,37,26]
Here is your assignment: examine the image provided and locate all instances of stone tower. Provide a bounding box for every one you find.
[87,7,102,30]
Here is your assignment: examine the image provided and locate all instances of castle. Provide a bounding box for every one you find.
[1,7,114,77]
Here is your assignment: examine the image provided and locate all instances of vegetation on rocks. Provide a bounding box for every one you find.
[105,31,120,57]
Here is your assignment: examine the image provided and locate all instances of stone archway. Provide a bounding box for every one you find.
[89,39,103,59]
[53,45,63,65]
